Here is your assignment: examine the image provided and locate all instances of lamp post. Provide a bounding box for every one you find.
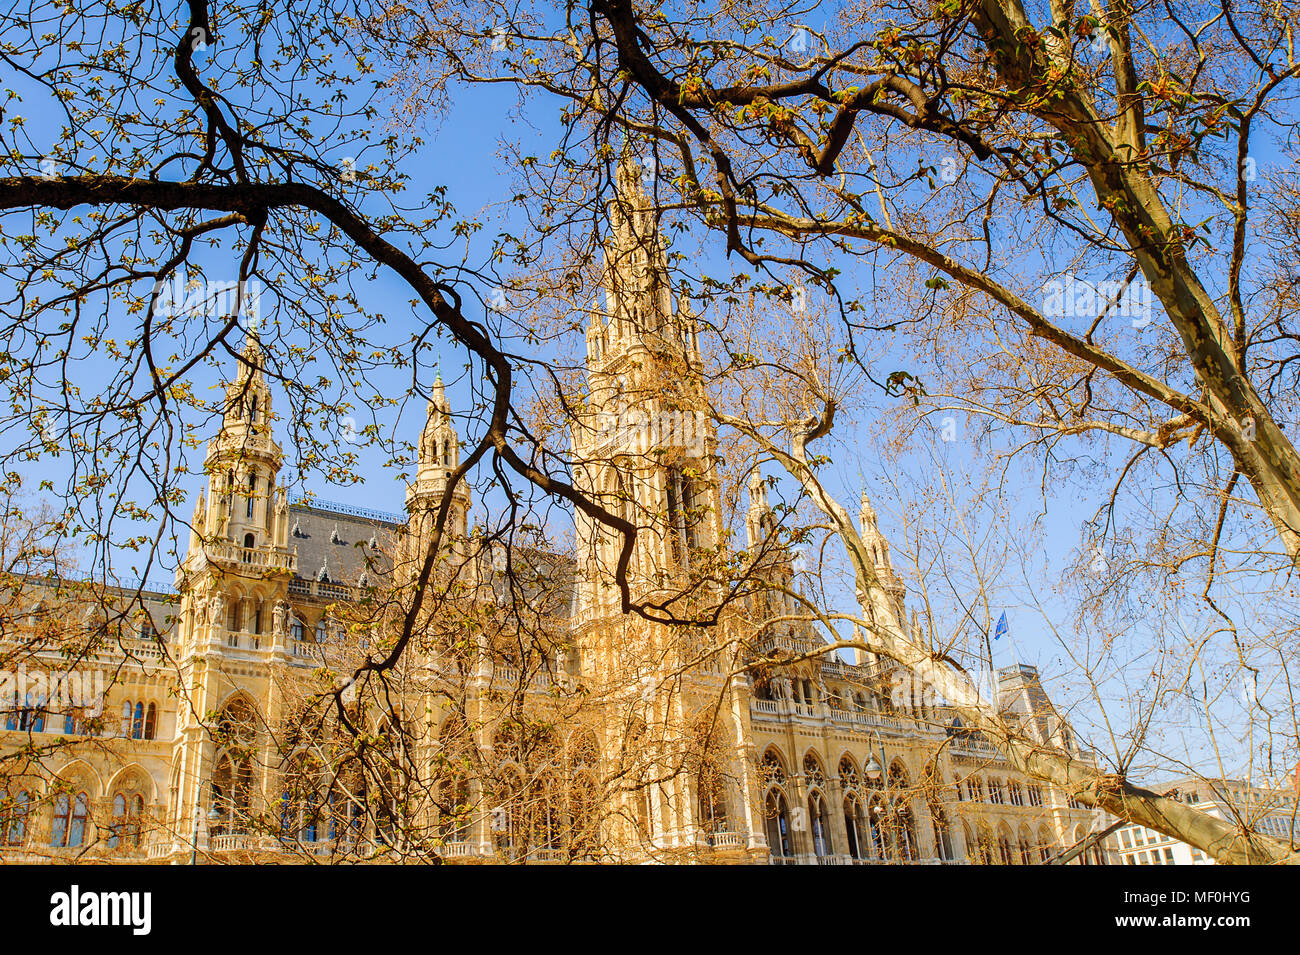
[864,751,888,860]
[864,755,883,785]
[190,802,219,865]
[190,802,201,865]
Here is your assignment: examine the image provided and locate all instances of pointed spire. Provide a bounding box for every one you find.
[748,468,769,510]
[427,369,449,417]
[220,320,273,432]
[608,143,660,251]
[860,491,890,565]
[615,149,648,203]
[408,369,470,533]
[856,488,905,614]
[418,372,457,482]
[746,468,774,549]
[241,319,262,361]
[676,285,694,320]
[859,491,878,532]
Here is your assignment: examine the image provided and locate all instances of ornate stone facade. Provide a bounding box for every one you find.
[0,165,1105,864]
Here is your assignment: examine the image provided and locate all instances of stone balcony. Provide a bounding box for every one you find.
[203,541,297,576]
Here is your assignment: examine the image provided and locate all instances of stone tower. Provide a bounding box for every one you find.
[169,326,298,847]
[571,155,764,860]
[404,372,471,572]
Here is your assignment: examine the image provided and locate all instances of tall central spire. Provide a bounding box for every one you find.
[584,147,699,380]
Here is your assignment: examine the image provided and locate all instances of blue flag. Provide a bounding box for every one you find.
[994,612,1008,641]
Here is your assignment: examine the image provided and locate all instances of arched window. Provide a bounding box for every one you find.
[931,805,954,861]
[892,804,917,862]
[132,702,145,740]
[121,700,132,737]
[666,465,702,566]
[760,749,787,787]
[1072,825,1089,865]
[51,793,70,847]
[52,791,89,847]
[109,793,127,849]
[802,753,826,789]
[1,789,29,845]
[866,796,888,859]
[696,759,728,842]
[844,794,865,860]
[213,753,254,835]
[997,826,1016,865]
[246,475,257,519]
[243,532,255,554]
[764,790,792,858]
[975,824,994,865]
[437,776,471,845]
[808,791,832,858]
[1038,825,1054,863]
[212,699,257,834]
[492,766,525,860]
[144,703,157,740]
[569,773,599,859]
[131,795,145,846]
[526,777,560,854]
[1018,825,1035,865]
[12,692,46,732]
[611,469,637,575]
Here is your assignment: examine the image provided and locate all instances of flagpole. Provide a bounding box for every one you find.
[980,615,997,707]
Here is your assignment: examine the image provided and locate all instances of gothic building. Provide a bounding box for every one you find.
[0,163,1106,864]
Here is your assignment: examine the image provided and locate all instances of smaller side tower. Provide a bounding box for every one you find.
[404,373,471,573]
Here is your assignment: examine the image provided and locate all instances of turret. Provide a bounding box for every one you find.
[178,323,296,658]
[572,148,718,614]
[201,326,286,552]
[405,372,471,563]
[746,469,774,550]
[858,491,906,619]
